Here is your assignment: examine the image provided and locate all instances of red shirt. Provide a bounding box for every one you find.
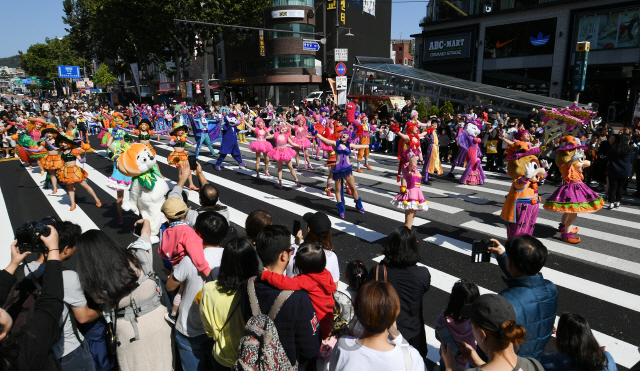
[261,269,336,339]
[158,224,211,276]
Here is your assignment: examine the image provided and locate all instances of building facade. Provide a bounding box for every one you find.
[414,0,640,123]
[391,39,415,66]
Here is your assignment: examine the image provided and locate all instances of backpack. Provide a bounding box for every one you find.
[233,277,297,371]
[2,264,42,331]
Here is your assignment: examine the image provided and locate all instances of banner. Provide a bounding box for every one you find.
[130,63,140,94]
[338,89,347,105]
[363,0,375,16]
[186,82,193,98]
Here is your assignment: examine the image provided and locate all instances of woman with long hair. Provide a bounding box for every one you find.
[199,237,260,371]
[267,124,302,189]
[606,134,634,209]
[75,220,172,371]
[315,127,369,217]
[539,313,617,371]
[366,226,431,358]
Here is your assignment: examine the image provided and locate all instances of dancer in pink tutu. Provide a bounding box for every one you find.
[292,115,313,171]
[392,149,428,229]
[268,124,302,189]
[246,117,274,178]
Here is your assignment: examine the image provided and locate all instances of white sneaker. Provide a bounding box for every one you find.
[4,154,9,159]
[607,203,615,209]
[614,202,620,208]
[14,153,19,158]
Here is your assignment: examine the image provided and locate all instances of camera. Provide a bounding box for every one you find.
[15,216,58,254]
[471,239,493,263]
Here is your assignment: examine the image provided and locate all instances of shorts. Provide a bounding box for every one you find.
[2,137,16,148]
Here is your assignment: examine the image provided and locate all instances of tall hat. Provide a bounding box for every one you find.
[505,141,540,162]
[555,135,587,152]
[55,134,81,149]
[170,122,188,136]
[41,124,60,138]
[137,118,154,130]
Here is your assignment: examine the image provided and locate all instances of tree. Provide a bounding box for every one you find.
[440,100,454,120]
[415,100,428,121]
[93,64,117,86]
[427,104,440,119]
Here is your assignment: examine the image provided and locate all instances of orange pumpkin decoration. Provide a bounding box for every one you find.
[169,136,177,142]
[82,143,91,151]
[11,134,19,140]
[180,136,187,142]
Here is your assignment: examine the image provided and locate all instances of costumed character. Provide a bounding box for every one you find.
[314,126,368,218]
[355,114,373,173]
[168,122,199,190]
[236,105,249,144]
[25,126,62,192]
[391,149,428,229]
[107,134,134,225]
[456,120,487,185]
[427,119,443,178]
[134,118,157,155]
[318,119,335,160]
[118,143,169,244]
[55,135,101,211]
[323,120,344,198]
[267,124,302,189]
[246,117,273,178]
[500,141,547,239]
[346,100,358,125]
[193,110,220,158]
[17,117,47,173]
[292,115,313,171]
[543,136,604,243]
[214,113,247,170]
[419,120,436,185]
[392,122,427,183]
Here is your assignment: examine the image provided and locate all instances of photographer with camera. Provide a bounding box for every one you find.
[6,218,103,371]
[487,235,558,360]
[0,224,63,370]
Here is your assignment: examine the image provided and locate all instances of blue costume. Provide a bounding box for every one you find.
[214,113,246,170]
[190,114,219,158]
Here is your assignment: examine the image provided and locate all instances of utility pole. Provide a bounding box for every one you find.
[323,0,327,92]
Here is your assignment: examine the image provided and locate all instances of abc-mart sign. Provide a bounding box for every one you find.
[423,33,472,62]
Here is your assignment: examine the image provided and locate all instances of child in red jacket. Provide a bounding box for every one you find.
[261,242,336,339]
[158,198,211,324]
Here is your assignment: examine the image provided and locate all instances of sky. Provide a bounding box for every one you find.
[0,0,424,58]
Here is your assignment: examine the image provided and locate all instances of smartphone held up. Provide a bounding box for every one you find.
[471,239,492,263]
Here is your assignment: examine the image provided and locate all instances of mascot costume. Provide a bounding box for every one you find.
[543,136,604,243]
[500,141,547,239]
[214,113,246,170]
[454,120,486,185]
[118,143,169,244]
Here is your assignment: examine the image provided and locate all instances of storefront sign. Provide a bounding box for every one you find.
[340,0,346,25]
[484,18,556,59]
[259,30,265,57]
[575,6,640,51]
[572,42,589,91]
[271,9,305,18]
[423,33,472,61]
[196,82,201,93]
[328,0,336,10]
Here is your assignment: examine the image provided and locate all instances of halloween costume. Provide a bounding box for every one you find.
[214,113,246,169]
[55,136,88,184]
[392,150,428,211]
[134,119,157,155]
[107,135,133,191]
[355,115,373,172]
[457,121,486,185]
[393,123,421,182]
[248,121,273,154]
[420,127,436,183]
[168,123,189,167]
[268,131,297,163]
[193,112,220,158]
[500,142,547,239]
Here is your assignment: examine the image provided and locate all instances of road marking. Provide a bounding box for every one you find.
[490,210,640,249]
[154,154,385,242]
[457,184,508,196]
[460,220,640,276]
[0,186,15,268]
[83,156,139,216]
[579,211,640,229]
[370,255,640,369]
[424,234,640,312]
[23,167,99,232]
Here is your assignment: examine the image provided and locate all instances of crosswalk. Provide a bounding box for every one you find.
[1,134,639,369]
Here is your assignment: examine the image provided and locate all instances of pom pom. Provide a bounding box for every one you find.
[416,201,420,205]
[169,136,177,142]
[400,186,406,193]
[403,201,408,205]
[134,129,140,135]
[180,136,186,142]
[11,134,18,140]
[390,123,400,133]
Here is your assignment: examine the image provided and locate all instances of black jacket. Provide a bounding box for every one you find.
[607,151,635,178]
[0,261,64,371]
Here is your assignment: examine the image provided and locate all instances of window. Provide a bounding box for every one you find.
[269,23,315,39]
[266,54,315,69]
[399,47,403,52]
[404,58,408,65]
[271,0,313,7]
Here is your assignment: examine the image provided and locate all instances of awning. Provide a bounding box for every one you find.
[156,89,176,93]
[209,85,220,89]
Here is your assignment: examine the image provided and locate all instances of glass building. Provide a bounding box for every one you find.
[349,60,585,117]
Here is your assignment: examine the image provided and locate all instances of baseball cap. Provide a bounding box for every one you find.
[302,212,331,237]
[161,198,190,220]
[460,294,516,333]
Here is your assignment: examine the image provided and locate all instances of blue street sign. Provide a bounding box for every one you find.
[303,41,320,51]
[22,78,32,85]
[57,65,81,78]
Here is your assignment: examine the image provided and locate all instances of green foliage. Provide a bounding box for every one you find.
[427,105,440,118]
[93,64,117,86]
[19,37,81,78]
[440,100,455,120]
[415,101,428,121]
[0,55,21,68]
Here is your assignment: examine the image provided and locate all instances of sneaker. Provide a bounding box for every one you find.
[614,202,620,208]
[165,312,177,326]
[607,203,615,210]
[14,153,19,158]
[4,154,9,159]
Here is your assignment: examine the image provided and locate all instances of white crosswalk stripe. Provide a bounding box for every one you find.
[0,186,14,268]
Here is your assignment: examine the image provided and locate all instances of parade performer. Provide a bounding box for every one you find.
[454,120,486,185]
[25,126,62,192]
[133,118,156,155]
[419,120,436,185]
[315,127,369,218]
[427,120,444,178]
[500,141,547,239]
[292,115,313,171]
[268,124,302,189]
[193,110,219,158]
[391,121,427,183]
[118,143,170,244]
[324,121,344,198]
[392,149,428,229]
[17,117,47,173]
[318,119,334,160]
[346,100,358,125]
[168,122,199,190]
[355,114,374,173]
[107,134,134,225]
[214,113,246,170]
[245,117,273,178]
[236,105,249,144]
[55,135,102,211]
[543,136,604,243]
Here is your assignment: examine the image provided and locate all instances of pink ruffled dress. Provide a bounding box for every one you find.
[391,164,428,211]
[292,125,312,149]
[248,128,273,154]
[268,133,297,162]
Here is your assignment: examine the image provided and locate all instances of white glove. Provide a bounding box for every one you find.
[524,162,539,179]
[540,159,550,169]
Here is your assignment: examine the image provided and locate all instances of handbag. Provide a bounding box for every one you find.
[486,140,498,154]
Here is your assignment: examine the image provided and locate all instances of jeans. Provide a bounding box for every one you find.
[59,342,96,371]
[175,331,215,371]
[608,176,627,203]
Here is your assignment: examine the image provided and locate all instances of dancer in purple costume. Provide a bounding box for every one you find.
[456,121,487,185]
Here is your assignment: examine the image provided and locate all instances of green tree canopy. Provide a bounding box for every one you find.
[19,37,81,78]
[93,64,116,86]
